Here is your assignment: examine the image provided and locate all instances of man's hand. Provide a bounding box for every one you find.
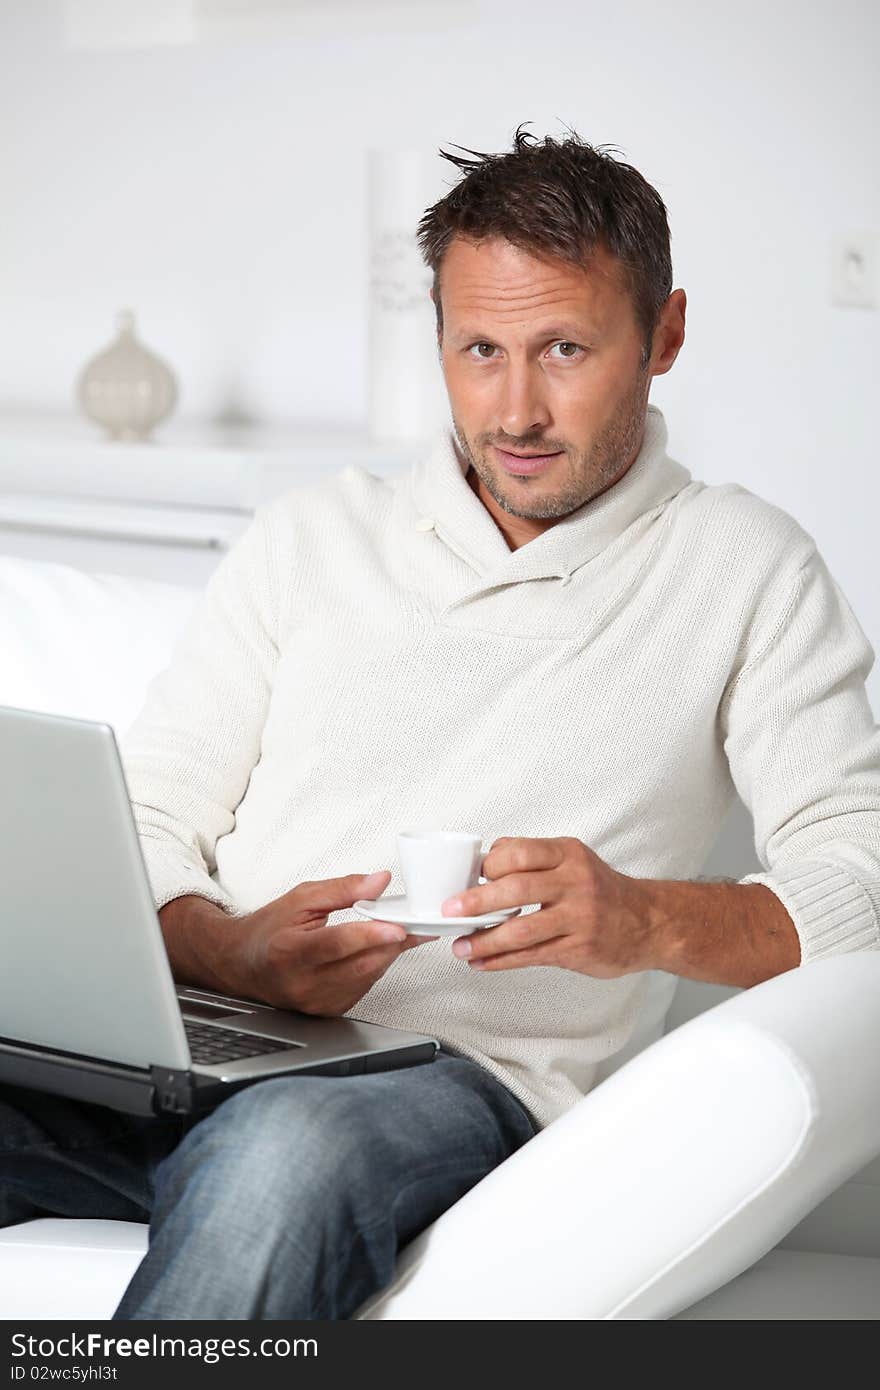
[439,834,653,978]
[162,870,436,1015]
[440,836,801,987]
[238,869,440,1014]
[441,837,653,976]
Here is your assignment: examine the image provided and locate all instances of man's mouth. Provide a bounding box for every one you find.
[493,446,563,476]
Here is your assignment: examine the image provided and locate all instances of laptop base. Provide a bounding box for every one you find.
[0,1034,438,1117]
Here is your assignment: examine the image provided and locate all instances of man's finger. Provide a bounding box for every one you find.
[466,937,567,971]
[267,920,402,969]
[310,932,438,979]
[298,919,409,965]
[441,869,556,920]
[452,907,563,961]
[288,870,392,921]
[481,837,565,881]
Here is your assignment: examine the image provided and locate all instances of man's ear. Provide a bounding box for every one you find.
[650,288,686,378]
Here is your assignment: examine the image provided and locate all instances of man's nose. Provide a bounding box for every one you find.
[496,363,552,440]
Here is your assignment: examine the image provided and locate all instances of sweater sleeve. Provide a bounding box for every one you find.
[118,502,282,918]
[719,546,880,964]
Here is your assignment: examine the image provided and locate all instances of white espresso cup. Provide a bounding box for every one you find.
[397,829,485,916]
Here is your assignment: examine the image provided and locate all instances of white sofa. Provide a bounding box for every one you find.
[1,552,879,1321]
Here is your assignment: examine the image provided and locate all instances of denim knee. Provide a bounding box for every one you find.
[154,1074,387,1226]
[114,1058,535,1319]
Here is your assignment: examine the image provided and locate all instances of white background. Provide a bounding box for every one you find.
[0,0,878,700]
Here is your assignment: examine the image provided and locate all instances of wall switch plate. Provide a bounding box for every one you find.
[831,232,879,309]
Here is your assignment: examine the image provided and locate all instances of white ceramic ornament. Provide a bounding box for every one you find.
[76,309,178,442]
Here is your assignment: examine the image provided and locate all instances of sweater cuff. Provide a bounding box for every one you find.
[139,839,244,919]
[739,860,880,965]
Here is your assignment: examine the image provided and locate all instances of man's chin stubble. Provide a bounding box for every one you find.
[473,463,591,521]
[454,421,642,522]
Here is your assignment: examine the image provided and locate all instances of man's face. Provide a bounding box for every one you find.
[435,235,683,544]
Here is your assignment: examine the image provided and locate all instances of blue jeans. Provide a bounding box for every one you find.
[0,1049,536,1319]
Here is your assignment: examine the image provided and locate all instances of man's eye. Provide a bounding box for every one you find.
[466,342,585,360]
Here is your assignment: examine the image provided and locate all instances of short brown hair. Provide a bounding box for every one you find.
[416,123,673,367]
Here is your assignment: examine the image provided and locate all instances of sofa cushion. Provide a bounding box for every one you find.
[3,1218,879,1320]
[0,555,198,737]
[673,1248,880,1319]
[0,1218,148,1320]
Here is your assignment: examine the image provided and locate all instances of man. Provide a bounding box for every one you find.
[2,125,878,1320]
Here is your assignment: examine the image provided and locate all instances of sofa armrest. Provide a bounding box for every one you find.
[355,953,880,1319]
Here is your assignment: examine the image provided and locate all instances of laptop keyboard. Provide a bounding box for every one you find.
[183,1019,293,1065]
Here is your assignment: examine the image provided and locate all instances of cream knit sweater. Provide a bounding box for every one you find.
[120,405,880,1131]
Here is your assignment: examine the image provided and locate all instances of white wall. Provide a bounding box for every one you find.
[1,0,878,698]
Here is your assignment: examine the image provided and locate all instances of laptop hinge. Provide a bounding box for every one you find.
[149,1065,196,1116]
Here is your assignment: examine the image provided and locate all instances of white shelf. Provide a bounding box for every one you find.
[0,410,434,582]
[0,410,429,510]
[0,493,249,549]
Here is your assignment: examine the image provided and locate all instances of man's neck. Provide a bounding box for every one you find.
[465,468,555,552]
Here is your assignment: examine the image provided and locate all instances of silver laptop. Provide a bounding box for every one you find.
[0,704,439,1116]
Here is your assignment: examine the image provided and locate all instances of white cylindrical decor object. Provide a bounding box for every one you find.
[367,149,449,443]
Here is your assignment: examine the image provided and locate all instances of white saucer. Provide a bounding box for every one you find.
[354,894,521,936]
